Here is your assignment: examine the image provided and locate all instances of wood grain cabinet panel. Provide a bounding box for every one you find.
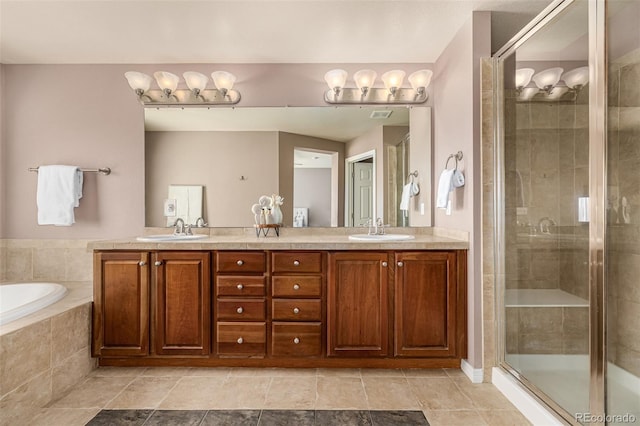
[272,299,322,321]
[327,252,389,357]
[153,251,211,356]
[93,252,149,357]
[272,276,321,297]
[217,276,266,297]
[272,252,322,273]
[217,298,266,321]
[271,322,322,357]
[394,251,463,358]
[217,322,266,357]
[216,252,266,273]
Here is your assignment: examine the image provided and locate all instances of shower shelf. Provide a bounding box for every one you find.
[505,289,588,308]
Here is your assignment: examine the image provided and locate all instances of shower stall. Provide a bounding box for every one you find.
[493,0,640,424]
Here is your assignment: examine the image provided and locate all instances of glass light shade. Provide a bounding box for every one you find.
[408,69,433,91]
[324,69,348,91]
[124,71,152,92]
[381,70,406,90]
[532,67,564,90]
[515,68,535,89]
[353,69,377,90]
[519,87,539,101]
[211,71,237,92]
[183,71,209,93]
[562,66,589,89]
[153,71,179,92]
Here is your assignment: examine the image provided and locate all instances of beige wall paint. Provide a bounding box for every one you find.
[2,63,430,239]
[433,12,491,369]
[293,168,332,227]
[145,131,279,228]
[0,65,5,239]
[408,107,433,227]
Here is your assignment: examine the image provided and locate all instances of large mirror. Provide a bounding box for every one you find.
[144,106,430,228]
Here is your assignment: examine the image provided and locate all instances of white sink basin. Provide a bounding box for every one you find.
[348,234,416,241]
[136,234,208,242]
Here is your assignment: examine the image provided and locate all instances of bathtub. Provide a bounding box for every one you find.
[0,283,68,326]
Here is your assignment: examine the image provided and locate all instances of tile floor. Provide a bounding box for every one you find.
[7,367,532,426]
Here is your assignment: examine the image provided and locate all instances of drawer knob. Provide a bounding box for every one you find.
[293,307,300,314]
[236,283,244,290]
[382,261,388,267]
[237,337,244,344]
[138,261,146,266]
[293,260,300,266]
[236,260,244,266]
[293,284,300,290]
[293,337,300,344]
[154,261,163,266]
[397,261,404,267]
[236,307,244,314]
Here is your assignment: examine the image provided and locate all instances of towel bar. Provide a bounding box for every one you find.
[29,167,111,175]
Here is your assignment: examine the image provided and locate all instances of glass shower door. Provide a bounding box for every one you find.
[498,0,592,419]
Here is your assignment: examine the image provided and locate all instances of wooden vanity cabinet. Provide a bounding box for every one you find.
[215,251,267,357]
[327,252,390,357]
[152,251,211,356]
[92,252,150,357]
[270,251,324,357]
[394,251,466,358]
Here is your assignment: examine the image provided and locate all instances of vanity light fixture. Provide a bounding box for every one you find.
[532,67,564,93]
[124,70,241,106]
[516,66,589,102]
[323,68,430,104]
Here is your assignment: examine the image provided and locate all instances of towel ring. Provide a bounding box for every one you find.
[407,170,418,182]
[445,151,464,170]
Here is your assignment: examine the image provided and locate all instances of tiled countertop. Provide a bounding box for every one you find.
[88,227,469,251]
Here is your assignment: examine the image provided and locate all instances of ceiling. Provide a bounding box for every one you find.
[0,0,553,65]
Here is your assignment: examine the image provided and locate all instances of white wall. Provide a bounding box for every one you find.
[433,11,491,369]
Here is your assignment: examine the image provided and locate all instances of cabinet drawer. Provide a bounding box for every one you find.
[217,322,266,356]
[272,276,321,297]
[217,299,265,321]
[272,252,322,273]
[272,299,322,321]
[217,276,266,297]
[271,322,322,357]
[216,252,266,273]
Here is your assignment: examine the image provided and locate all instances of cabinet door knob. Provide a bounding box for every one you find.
[237,337,244,344]
[154,261,163,266]
[293,284,300,290]
[138,261,146,266]
[382,261,388,267]
[236,307,244,314]
[293,307,300,314]
[236,283,244,290]
[397,261,403,267]
[236,260,244,266]
[293,260,300,266]
[293,337,300,344]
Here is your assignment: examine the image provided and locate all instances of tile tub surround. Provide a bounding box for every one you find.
[0,283,96,426]
[15,367,530,426]
[2,239,94,283]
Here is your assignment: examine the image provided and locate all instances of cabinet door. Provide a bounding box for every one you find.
[327,252,389,357]
[153,251,211,355]
[394,251,461,357]
[92,252,149,357]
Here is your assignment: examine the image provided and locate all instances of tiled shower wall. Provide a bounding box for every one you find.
[0,239,93,283]
[607,49,640,377]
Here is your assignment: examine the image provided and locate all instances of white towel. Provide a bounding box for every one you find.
[399,183,412,211]
[436,169,454,209]
[37,165,83,226]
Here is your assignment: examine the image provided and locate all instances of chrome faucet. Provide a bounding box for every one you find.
[173,218,185,235]
[195,217,207,227]
[366,218,388,235]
